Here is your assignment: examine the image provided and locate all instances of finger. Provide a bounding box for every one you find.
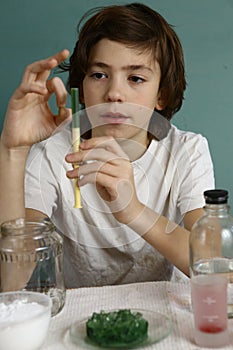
[67,161,122,179]
[46,77,68,107]
[55,107,72,127]
[24,49,69,76]
[80,137,128,159]
[80,161,120,177]
[13,83,49,101]
[22,49,69,86]
[46,77,72,127]
[81,160,132,180]
[66,148,127,165]
[36,50,70,83]
[78,171,116,190]
[77,172,134,210]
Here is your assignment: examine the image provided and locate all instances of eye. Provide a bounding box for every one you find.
[129,75,146,84]
[90,72,107,80]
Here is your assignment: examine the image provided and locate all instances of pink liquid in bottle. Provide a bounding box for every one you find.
[191,275,229,347]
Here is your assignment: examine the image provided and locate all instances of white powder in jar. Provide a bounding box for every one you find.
[0,299,45,324]
[0,298,51,350]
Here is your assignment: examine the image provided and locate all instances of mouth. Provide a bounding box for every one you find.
[100,112,129,125]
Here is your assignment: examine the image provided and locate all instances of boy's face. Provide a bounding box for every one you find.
[83,39,163,145]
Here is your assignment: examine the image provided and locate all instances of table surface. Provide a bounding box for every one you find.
[43,281,233,350]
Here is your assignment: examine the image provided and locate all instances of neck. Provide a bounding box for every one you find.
[117,137,150,162]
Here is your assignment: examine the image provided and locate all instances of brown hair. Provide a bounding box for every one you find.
[60,2,186,121]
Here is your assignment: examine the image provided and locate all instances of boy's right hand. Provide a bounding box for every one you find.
[1,49,71,150]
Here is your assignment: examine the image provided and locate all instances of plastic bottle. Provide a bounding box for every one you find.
[190,189,233,318]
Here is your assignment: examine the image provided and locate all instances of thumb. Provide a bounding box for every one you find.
[56,107,72,127]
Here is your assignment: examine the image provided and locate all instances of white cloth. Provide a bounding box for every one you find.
[25,123,214,288]
[43,282,233,350]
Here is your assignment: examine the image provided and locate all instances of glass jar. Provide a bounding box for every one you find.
[0,217,66,316]
[190,189,233,318]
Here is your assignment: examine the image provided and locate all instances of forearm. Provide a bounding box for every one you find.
[128,203,190,276]
[0,138,30,224]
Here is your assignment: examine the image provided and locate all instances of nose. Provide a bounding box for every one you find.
[104,77,126,103]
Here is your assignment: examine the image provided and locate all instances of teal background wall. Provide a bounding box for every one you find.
[1,0,233,205]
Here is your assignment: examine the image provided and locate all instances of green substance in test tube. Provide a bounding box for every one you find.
[86,309,148,348]
[71,88,81,128]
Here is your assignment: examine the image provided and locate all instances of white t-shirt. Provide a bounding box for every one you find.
[25,124,215,288]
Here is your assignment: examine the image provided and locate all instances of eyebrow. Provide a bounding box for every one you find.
[88,61,153,73]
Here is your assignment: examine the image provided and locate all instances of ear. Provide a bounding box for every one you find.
[155,99,163,111]
[155,89,166,111]
[79,86,85,104]
[80,96,85,104]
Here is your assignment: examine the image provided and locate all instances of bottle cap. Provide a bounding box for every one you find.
[204,189,228,204]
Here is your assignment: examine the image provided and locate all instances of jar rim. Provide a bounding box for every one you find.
[1,217,55,236]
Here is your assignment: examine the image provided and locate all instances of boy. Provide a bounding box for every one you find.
[0,3,214,287]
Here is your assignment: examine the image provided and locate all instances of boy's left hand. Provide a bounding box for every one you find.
[65,136,144,224]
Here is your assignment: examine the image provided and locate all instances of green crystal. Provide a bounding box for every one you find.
[86,309,148,348]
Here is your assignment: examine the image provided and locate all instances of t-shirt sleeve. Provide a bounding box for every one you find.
[24,142,59,217]
[176,134,215,216]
